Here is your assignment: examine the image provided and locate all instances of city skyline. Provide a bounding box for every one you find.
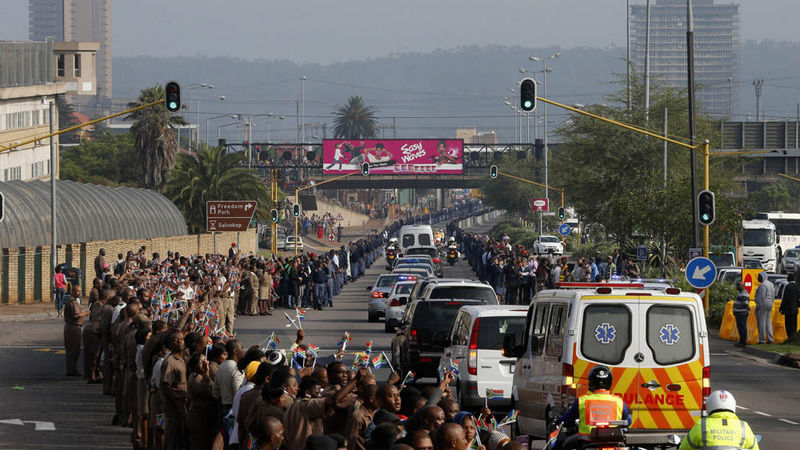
[0,0,798,64]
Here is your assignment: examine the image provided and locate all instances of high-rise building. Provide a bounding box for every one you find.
[630,0,740,118]
[28,0,111,101]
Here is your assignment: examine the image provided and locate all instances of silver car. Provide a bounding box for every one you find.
[782,248,800,274]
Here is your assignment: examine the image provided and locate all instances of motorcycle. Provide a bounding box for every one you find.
[545,420,631,450]
[447,248,458,265]
[385,248,397,271]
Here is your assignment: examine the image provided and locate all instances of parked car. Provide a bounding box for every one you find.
[533,235,564,255]
[716,267,742,284]
[276,233,287,250]
[284,236,303,252]
[437,305,527,408]
[709,251,736,269]
[743,258,765,270]
[782,248,800,274]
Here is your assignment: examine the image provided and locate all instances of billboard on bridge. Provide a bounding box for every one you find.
[322,139,463,175]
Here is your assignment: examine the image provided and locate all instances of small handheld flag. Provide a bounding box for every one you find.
[486,388,504,400]
[337,331,352,352]
[401,371,416,385]
[284,312,300,329]
[371,353,389,369]
[497,409,518,428]
[449,358,460,375]
[307,344,319,358]
[365,340,373,355]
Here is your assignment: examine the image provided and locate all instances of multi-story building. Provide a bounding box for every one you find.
[28,0,111,103]
[53,41,98,99]
[630,0,740,117]
[0,41,65,182]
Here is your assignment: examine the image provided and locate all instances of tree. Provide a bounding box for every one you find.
[126,84,186,190]
[56,97,82,144]
[60,131,141,186]
[545,73,744,256]
[332,96,379,139]
[163,145,270,233]
[750,182,793,212]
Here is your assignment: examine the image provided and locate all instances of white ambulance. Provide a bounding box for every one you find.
[503,282,710,447]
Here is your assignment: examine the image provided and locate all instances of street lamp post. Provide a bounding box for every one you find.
[217,121,240,143]
[265,113,285,143]
[206,111,234,146]
[185,83,212,148]
[529,53,559,206]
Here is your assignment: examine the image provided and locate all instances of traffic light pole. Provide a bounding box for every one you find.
[293,172,356,255]
[494,170,565,224]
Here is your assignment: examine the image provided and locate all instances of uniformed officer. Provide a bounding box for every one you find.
[679,390,759,450]
[556,365,632,450]
[64,285,88,376]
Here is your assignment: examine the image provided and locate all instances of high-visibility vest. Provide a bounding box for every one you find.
[577,390,624,435]
[679,411,759,450]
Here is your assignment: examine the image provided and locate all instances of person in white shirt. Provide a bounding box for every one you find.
[211,340,245,413]
[326,143,346,170]
[228,361,259,446]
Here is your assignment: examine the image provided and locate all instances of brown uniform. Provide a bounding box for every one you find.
[63,297,84,375]
[244,271,259,315]
[83,300,104,381]
[99,303,115,395]
[259,271,273,314]
[161,353,188,450]
[346,406,375,450]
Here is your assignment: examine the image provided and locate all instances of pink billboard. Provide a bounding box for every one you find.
[322,139,463,175]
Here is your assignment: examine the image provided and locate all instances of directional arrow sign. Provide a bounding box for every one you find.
[685,257,717,289]
[206,200,258,232]
[558,223,571,236]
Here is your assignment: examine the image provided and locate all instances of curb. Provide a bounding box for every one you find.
[740,346,782,361]
[0,311,58,323]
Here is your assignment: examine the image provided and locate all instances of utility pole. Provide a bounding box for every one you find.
[626,0,631,110]
[663,107,668,278]
[753,78,765,121]
[300,74,307,142]
[49,100,57,297]
[644,0,651,122]
[687,0,699,249]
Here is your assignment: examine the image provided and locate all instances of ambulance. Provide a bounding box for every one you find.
[503,282,710,447]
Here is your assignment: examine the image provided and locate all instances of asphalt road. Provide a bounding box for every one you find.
[1,216,798,448]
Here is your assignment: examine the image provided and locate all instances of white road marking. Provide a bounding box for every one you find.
[709,352,726,356]
[753,411,772,417]
[779,418,799,425]
[738,405,749,410]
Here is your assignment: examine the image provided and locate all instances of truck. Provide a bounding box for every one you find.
[741,219,778,272]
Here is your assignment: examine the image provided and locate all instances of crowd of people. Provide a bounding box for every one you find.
[453,229,642,305]
[60,205,510,450]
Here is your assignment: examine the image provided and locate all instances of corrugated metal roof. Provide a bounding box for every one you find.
[0,180,187,248]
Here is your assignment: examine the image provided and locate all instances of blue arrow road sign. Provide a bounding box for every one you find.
[637,245,647,261]
[558,223,571,236]
[685,257,717,289]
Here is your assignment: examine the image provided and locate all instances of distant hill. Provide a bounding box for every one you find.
[112,41,800,142]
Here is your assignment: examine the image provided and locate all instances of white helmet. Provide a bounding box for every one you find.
[707,390,736,414]
[389,238,398,243]
[448,237,456,243]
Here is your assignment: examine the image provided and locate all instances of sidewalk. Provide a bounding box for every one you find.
[0,302,58,322]
[710,330,799,367]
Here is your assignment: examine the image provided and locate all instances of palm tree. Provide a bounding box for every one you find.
[163,145,271,233]
[127,84,186,190]
[332,96,379,139]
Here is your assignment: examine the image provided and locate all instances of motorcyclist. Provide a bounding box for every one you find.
[678,390,759,450]
[554,365,632,450]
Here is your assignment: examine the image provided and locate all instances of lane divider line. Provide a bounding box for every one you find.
[753,411,772,417]
[778,418,799,425]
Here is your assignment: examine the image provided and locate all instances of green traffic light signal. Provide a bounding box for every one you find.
[520,78,536,112]
[490,165,498,179]
[697,190,715,226]
[165,81,181,113]
[293,204,300,217]
[558,207,565,220]
[361,162,370,176]
[270,208,278,223]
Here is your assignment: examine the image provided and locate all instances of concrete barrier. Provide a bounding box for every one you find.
[719,300,799,344]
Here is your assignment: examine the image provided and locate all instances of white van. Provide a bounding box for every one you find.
[398,224,435,255]
[504,283,710,446]
[437,305,528,408]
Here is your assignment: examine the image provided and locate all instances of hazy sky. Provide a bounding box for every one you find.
[0,0,797,64]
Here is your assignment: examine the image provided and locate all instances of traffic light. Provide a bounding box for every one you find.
[520,78,537,112]
[293,204,300,217]
[165,81,181,112]
[489,165,498,179]
[361,162,370,176]
[697,190,716,226]
[558,207,565,221]
[270,208,278,223]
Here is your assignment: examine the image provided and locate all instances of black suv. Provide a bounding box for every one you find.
[391,281,498,379]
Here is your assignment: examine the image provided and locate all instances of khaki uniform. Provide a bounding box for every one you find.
[83,300,103,381]
[219,280,236,334]
[161,353,188,450]
[245,270,259,315]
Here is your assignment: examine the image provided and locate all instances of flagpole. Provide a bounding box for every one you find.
[383,352,394,373]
